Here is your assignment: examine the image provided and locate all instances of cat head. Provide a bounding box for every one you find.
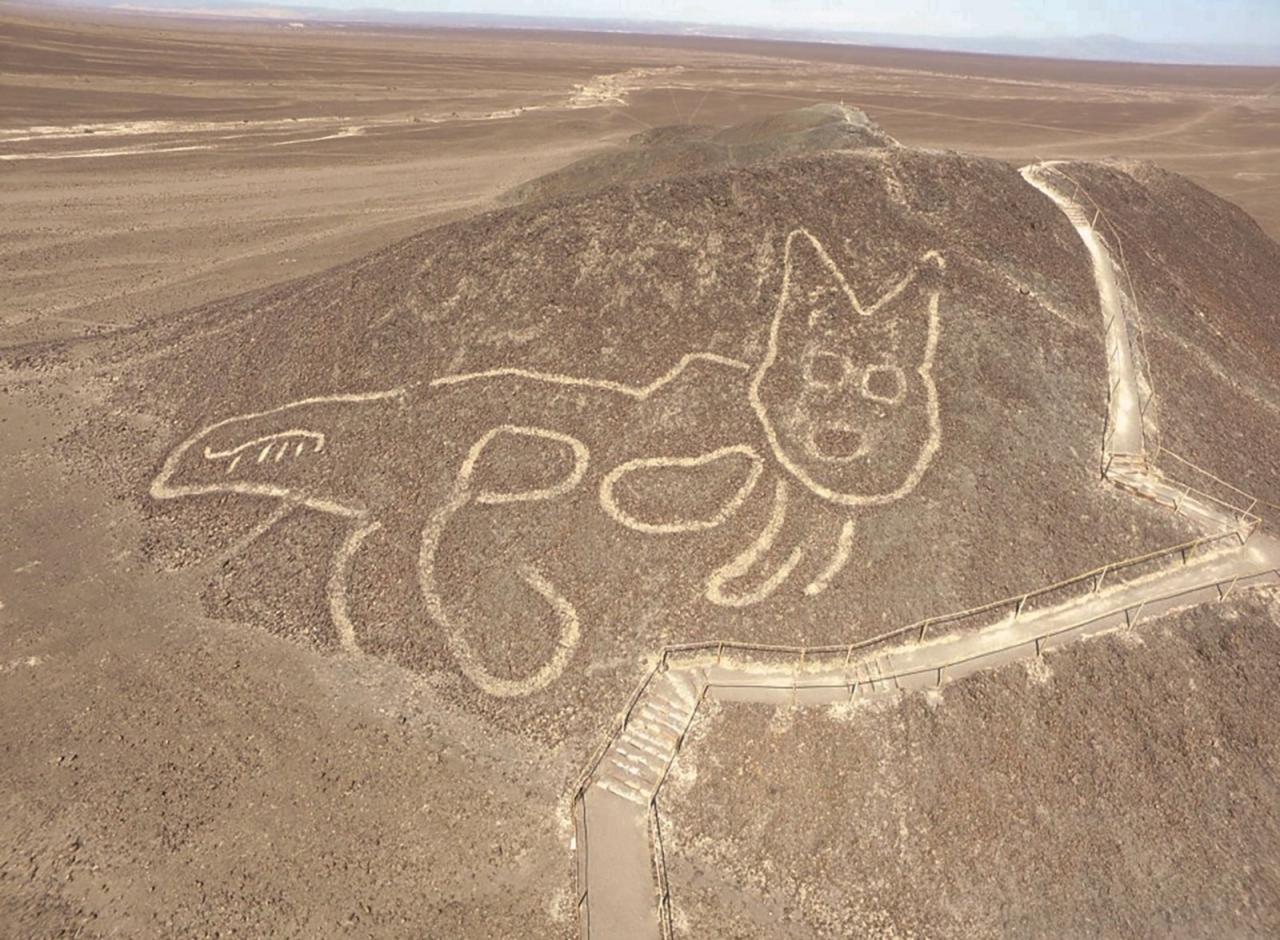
[750,229,944,507]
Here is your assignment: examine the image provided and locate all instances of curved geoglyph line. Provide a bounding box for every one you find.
[573,168,1280,940]
[465,425,591,505]
[419,425,590,698]
[428,352,751,400]
[704,478,806,608]
[804,519,856,596]
[149,230,949,701]
[599,445,765,534]
[149,387,409,518]
[750,229,945,508]
[330,519,383,653]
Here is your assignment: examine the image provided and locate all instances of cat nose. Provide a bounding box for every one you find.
[809,423,868,462]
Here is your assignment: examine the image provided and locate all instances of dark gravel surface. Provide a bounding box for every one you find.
[663,589,1280,939]
[3,107,1275,939]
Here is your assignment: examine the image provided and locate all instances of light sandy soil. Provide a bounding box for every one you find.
[3,4,1279,345]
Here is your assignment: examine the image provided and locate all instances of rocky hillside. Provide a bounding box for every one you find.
[501,103,897,205]
[3,103,1278,940]
[16,107,1272,744]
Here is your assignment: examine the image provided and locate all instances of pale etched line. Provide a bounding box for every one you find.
[750,229,944,507]
[197,502,296,573]
[805,519,856,596]
[0,144,213,161]
[463,425,591,505]
[859,364,907,405]
[575,170,1279,940]
[441,560,580,699]
[705,478,803,607]
[599,445,765,534]
[800,233,944,325]
[329,519,382,653]
[419,425,590,698]
[428,352,750,400]
[149,388,407,518]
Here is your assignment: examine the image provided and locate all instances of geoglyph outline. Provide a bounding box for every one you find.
[149,229,946,697]
[750,228,945,507]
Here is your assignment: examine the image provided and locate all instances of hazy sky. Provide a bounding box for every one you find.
[285,0,1279,46]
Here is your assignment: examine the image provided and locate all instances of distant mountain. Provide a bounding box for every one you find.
[37,0,1280,68]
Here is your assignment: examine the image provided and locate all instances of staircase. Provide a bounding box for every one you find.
[592,668,705,806]
[1059,199,1093,228]
[1106,451,1150,484]
[849,654,894,695]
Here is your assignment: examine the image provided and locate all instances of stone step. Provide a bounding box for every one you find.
[1061,203,1091,225]
[617,732,666,761]
[626,722,676,751]
[649,690,690,715]
[662,669,704,706]
[614,742,663,772]
[636,704,686,736]
[594,772,649,806]
[605,754,659,786]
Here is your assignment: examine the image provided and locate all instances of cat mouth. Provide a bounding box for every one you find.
[806,423,869,463]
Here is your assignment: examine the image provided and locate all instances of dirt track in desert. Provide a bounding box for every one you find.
[3,4,1279,346]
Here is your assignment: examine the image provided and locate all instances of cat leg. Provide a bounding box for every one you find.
[327,517,383,653]
[704,478,806,607]
[418,424,588,698]
[803,517,856,596]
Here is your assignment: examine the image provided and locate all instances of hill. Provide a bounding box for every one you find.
[66,116,1206,738]
[2,105,1277,937]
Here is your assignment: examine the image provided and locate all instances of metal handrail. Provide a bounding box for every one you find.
[573,519,1273,934]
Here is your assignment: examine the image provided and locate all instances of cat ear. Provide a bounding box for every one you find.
[772,230,863,349]
[878,253,943,368]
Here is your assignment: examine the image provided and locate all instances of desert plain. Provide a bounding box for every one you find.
[4,4,1280,346]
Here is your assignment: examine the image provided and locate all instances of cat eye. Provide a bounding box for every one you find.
[802,346,852,389]
[860,365,906,405]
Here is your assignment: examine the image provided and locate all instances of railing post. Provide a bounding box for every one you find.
[1219,574,1241,603]
[1126,599,1147,629]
